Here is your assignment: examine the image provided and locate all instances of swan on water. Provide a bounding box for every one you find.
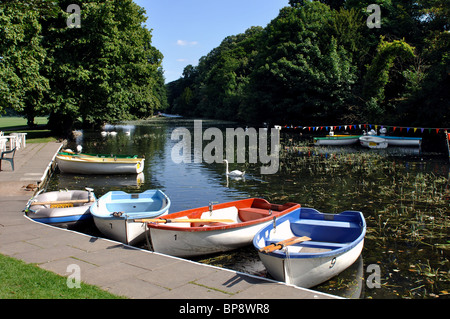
[223,159,245,177]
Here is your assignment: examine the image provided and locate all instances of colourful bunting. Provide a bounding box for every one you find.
[281,123,449,135]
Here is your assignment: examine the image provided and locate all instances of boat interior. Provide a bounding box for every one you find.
[103,192,168,216]
[170,199,299,228]
[264,209,363,254]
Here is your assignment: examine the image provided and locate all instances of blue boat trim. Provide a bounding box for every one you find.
[381,136,422,140]
[31,214,92,225]
[90,189,171,220]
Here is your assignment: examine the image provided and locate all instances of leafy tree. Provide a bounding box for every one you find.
[362,37,415,120]
[0,1,54,126]
[246,2,357,124]
[166,0,449,128]
[196,27,263,120]
[45,0,164,133]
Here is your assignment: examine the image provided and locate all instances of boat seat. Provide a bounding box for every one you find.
[238,207,272,222]
[290,219,361,243]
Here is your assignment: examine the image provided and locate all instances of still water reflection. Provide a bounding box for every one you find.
[47,118,450,299]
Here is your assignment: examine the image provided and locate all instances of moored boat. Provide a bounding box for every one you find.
[314,136,360,146]
[359,136,388,149]
[380,136,422,147]
[140,199,300,258]
[56,152,144,174]
[59,149,139,159]
[253,207,366,288]
[25,189,95,227]
[90,190,170,245]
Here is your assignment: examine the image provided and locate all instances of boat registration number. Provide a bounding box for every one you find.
[50,203,74,208]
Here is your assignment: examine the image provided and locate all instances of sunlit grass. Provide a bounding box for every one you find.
[0,254,124,299]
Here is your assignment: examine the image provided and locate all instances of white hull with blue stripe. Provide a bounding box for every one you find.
[253,208,366,288]
[25,189,95,227]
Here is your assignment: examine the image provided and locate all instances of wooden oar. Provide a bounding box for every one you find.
[30,198,95,206]
[134,218,235,224]
[259,236,311,253]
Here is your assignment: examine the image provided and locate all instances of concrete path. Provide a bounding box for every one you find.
[0,142,338,299]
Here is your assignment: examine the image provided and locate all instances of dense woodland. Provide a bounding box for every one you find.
[1,0,449,135]
[0,0,167,134]
[167,0,450,128]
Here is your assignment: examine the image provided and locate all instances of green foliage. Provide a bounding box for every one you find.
[45,0,165,133]
[362,37,416,121]
[0,253,123,299]
[0,0,166,134]
[0,1,51,126]
[247,3,357,124]
[167,0,449,127]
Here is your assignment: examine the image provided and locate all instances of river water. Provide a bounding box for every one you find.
[47,118,450,299]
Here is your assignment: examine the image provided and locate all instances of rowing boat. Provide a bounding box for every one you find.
[380,136,422,147]
[313,136,360,146]
[25,189,96,227]
[56,153,144,174]
[359,136,388,149]
[59,149,139,159]
[141,199,300,258]
[253,207,366,288]
[90,190,170,245]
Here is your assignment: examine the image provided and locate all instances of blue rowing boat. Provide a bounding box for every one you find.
[253,207,366,288]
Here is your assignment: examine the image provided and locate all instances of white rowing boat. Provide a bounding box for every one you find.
[56,153,144,174]
[142,199,300,258]
[25,189,95,227]
[90,190,170,245]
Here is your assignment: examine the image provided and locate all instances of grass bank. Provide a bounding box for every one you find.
[0,254,124,299]
[0,117,57,143]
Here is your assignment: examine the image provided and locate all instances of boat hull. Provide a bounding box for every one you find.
[359,136,388,149]
[92,216,159,245]
[148,199,300,258]
[56,155,144,174]
[381,136,422,147]
[25,190,95,227]
[150,219,271,257]
[90,190,170,245]
[257,240,364,288]
[253,208,366,288]
[314,136,360,146]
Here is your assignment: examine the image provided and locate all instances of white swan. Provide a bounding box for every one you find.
[223,159,245,177]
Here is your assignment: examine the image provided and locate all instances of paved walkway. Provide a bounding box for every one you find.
[0,142,338,299]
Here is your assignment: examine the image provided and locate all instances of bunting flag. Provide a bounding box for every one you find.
[283,123,450,135]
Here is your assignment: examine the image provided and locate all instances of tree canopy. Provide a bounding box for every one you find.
[0,0,167,134]
[167,0,450,127]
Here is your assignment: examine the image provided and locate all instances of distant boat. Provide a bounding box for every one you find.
[90,190,170,245]
[314,136,360,146]
[25,189,95,227]
[142,199,300,258]
[56,151,144,174]
[159,112,183,118]
[380,136,422,147]
[359,136,388,149]
[253,207,366,288]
